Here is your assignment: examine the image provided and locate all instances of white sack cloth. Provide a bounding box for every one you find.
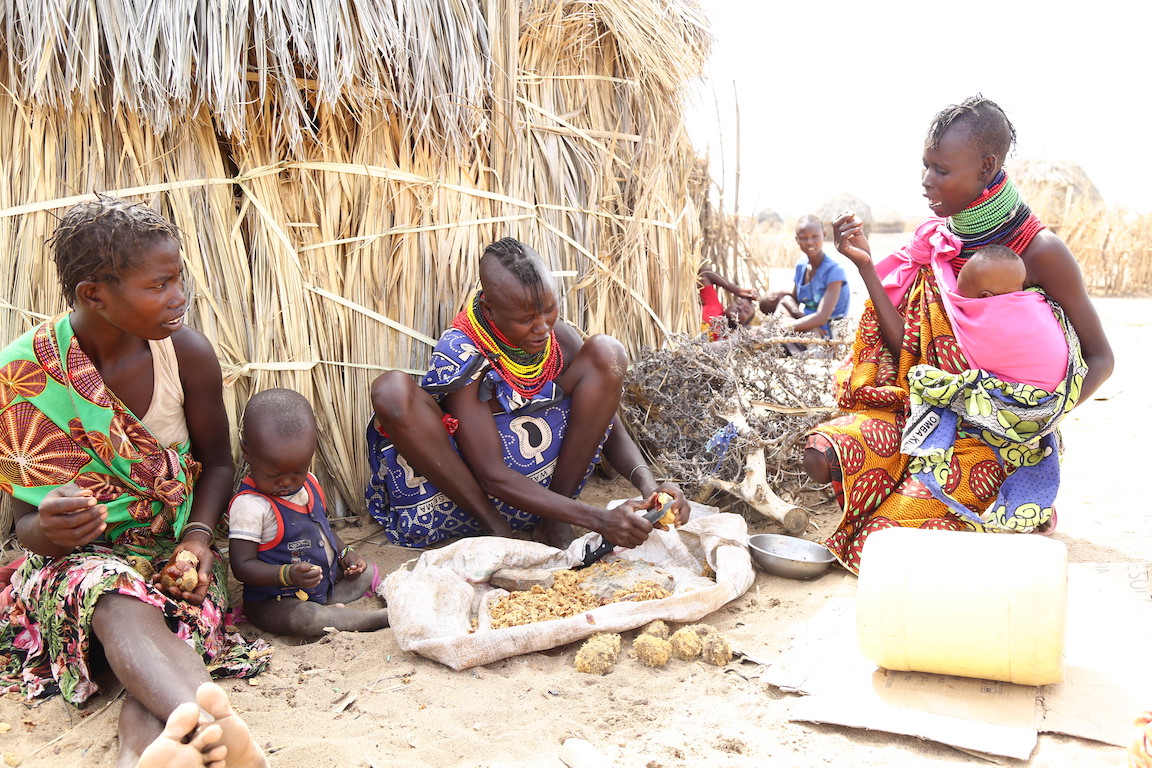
[382,512,753,670]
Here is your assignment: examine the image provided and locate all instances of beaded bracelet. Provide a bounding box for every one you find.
[278,563,293,587]
[181,521,214,541]
[339,545,355,560]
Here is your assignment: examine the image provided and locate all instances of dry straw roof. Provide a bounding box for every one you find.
[1,0,491,153]
[0,0,712,524]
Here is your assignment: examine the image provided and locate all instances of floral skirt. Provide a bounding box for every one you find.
[0,541,271,704]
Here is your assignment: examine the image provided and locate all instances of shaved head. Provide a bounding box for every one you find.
[957,245,1026,298]
[242,388,317,449]
[795,213,822,234]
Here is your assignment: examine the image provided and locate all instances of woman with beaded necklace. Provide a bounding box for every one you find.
[805,96,1113,572]
[366,237,688,549]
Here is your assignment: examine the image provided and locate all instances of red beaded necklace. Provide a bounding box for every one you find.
[452,291,564,398]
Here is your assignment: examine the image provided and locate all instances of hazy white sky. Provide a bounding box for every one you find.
[685,1,1152,219]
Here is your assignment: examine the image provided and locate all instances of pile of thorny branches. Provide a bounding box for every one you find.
[620,316,855,521]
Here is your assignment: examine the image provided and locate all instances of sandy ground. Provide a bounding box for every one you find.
[1,296,1147,768]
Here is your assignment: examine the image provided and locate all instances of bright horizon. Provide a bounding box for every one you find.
[685,1,1151,221]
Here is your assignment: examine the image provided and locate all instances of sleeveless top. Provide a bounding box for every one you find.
[141,337,189,447]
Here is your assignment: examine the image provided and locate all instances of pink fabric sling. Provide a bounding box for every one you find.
[874,218,1068,391]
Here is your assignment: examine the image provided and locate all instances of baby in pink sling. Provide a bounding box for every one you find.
[944,244,1069,390]
[955,244,1028,300]
[876,220,1070,391]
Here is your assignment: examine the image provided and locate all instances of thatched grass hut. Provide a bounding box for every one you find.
[1010,158,1152,296]
[815,193,871,237]
[0,0,711,527]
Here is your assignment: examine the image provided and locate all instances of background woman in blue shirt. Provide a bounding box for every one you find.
[759,214,850,335]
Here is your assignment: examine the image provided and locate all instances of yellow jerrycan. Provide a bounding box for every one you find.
[856,526,1067,686]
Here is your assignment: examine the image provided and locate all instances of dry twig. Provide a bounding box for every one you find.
[620,315,854,522]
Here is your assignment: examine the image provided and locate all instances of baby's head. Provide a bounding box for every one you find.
[50,196,182,308]
[241,388,317,498]
[956,245,1026,299]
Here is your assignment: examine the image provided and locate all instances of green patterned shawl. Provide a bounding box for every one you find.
[0,315,198,547]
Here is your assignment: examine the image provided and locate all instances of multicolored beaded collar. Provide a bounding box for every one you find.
[452,290,564,397]
[946,170,1045,269]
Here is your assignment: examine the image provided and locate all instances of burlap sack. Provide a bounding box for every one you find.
[382,512,753,670]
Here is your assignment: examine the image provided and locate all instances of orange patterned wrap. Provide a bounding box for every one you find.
[809,268,1003,572]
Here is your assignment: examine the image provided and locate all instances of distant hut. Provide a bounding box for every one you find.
[816,194,873,237]
[0,0,712,524]
[754,208,784,229]
[871,206,907,234]
[1009,157,1105,233]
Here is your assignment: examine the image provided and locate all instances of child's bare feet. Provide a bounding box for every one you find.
[196,682,269,768]
[137,701,226,768]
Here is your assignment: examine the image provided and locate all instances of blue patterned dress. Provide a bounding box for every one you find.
[366,329,606,547]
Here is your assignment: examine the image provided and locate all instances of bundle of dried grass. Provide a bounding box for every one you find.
[0,0,712,536]
[1014,168,1152,296]
[0,0,482,155]
[695,176,786,300]
[619,315,854,527]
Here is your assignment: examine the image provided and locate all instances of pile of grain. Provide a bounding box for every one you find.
[488,561,672,629]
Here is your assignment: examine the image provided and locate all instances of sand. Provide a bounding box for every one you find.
[1,297,1146,768]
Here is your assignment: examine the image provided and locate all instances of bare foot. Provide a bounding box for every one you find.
[533,518,577,549]
[1034,507,1058,535]
[196,682,269,768]
[137,701,226,768]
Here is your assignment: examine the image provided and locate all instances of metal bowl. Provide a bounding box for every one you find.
[748,533,836,580]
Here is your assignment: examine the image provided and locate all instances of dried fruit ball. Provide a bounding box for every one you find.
[655,492,677,527]
[669,626,704,661]
[633,634,672,667]
[126,555,155,581]
[160,550,200,593]
[595,632,622,655]
[639,620,670,640]
[701,633,733,666]
[574,633,621,675]
[685,623,717,638]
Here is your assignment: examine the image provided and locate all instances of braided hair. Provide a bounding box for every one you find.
[49,196,182,307]
[925,95,1016,161]
[479,237,554,307]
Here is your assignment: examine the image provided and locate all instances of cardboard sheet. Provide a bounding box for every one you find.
[752,562,1150,760]
[1038,562,1152,745]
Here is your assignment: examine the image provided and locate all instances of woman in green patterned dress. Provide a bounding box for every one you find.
[0,198,269,767]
